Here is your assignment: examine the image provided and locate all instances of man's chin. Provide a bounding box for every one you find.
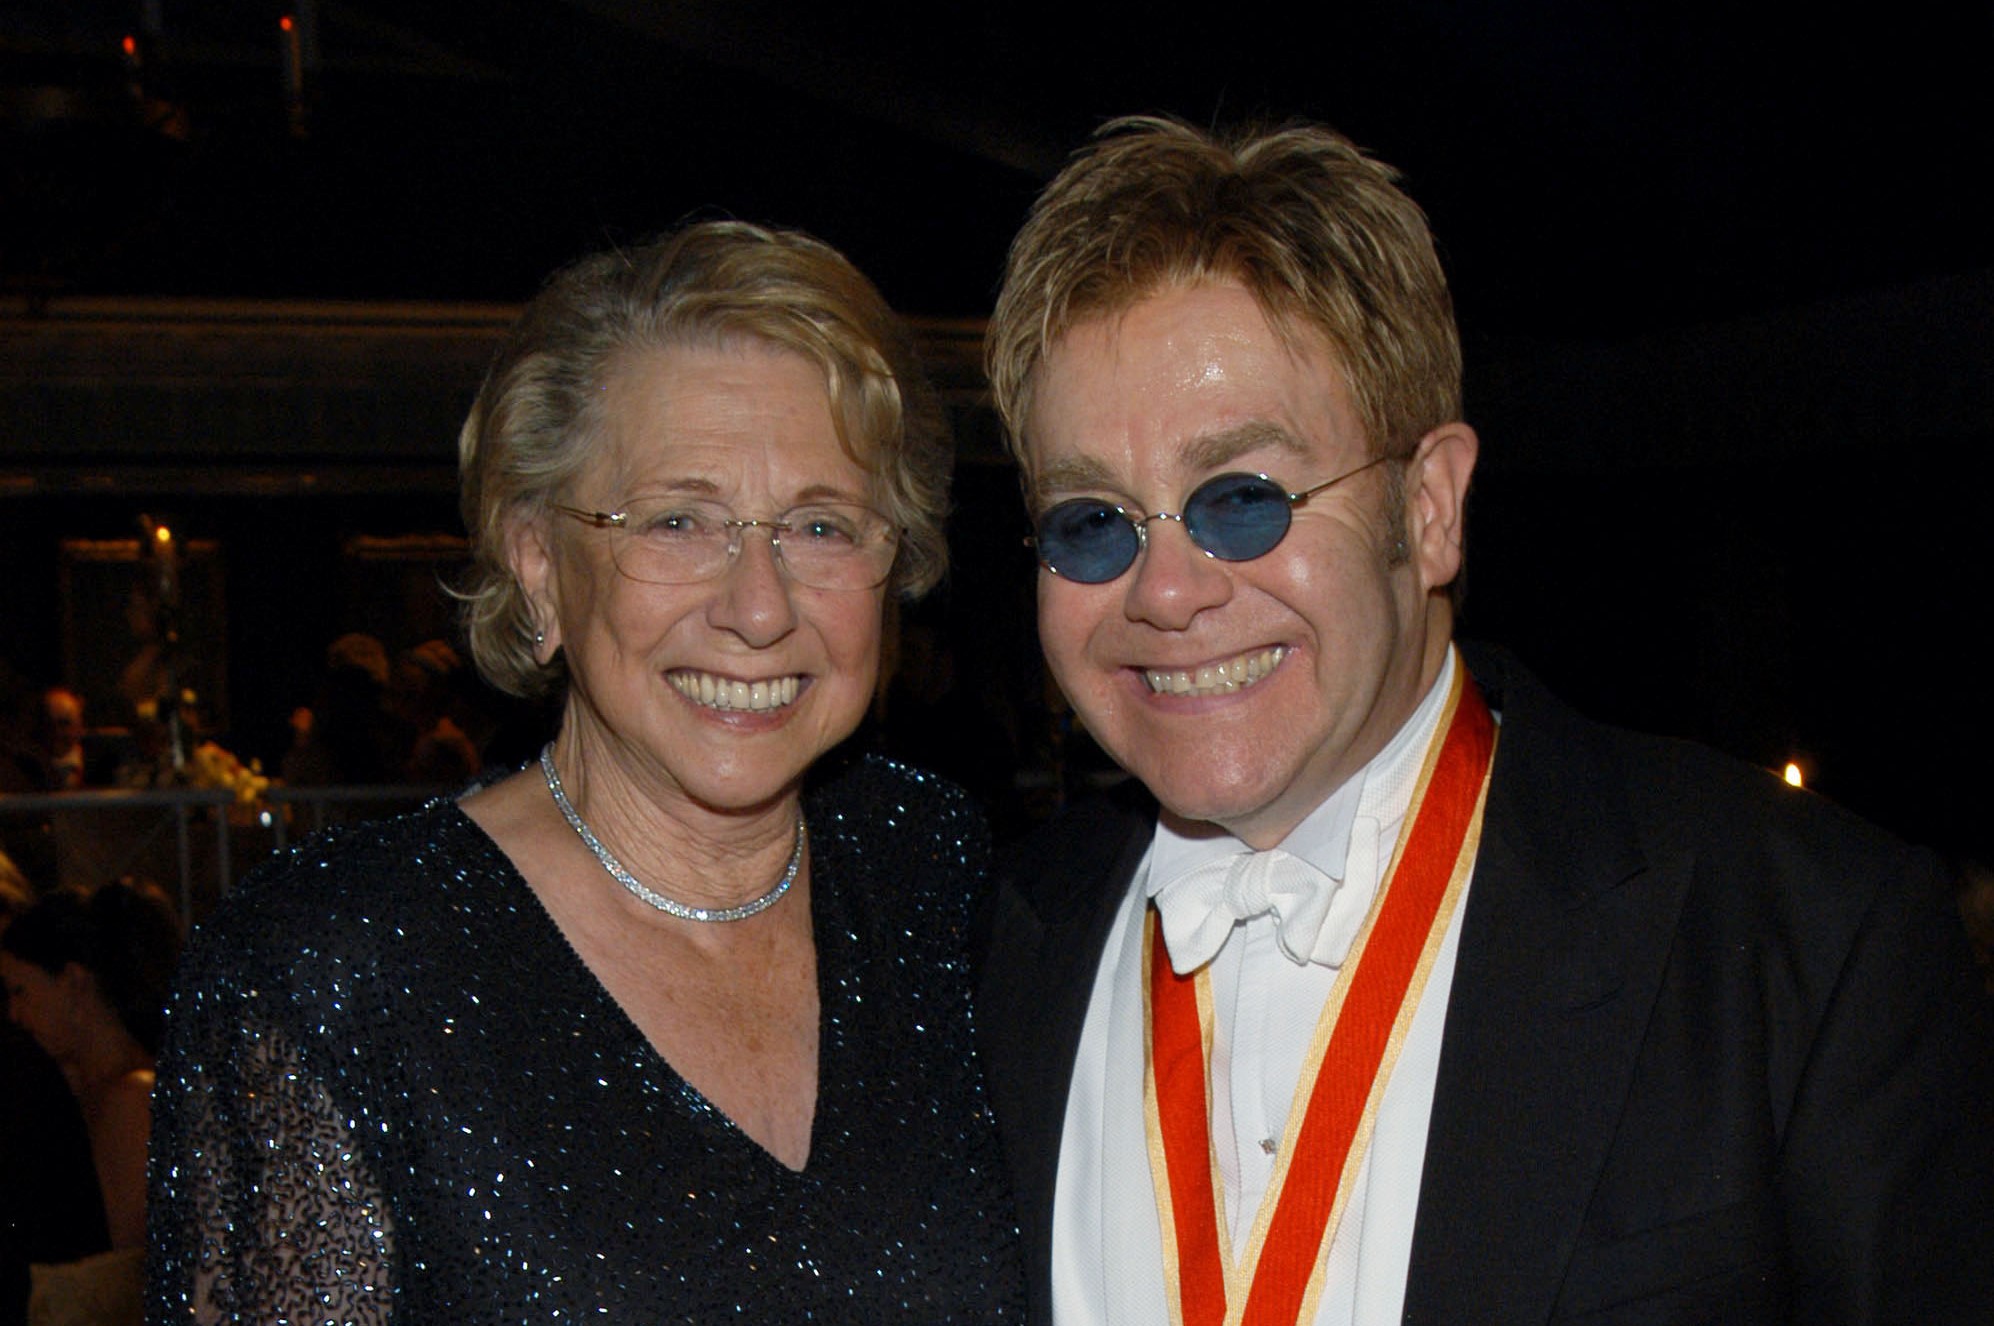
[1138,771,1287,841]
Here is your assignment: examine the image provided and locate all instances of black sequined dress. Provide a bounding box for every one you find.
[147,755,1024,1322]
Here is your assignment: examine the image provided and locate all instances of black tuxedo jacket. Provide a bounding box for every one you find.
[974,648,1994,1324]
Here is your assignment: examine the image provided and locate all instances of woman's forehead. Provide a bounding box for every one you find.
[581,346,866,502]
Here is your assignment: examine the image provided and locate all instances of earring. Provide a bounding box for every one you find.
[534,629,546,647]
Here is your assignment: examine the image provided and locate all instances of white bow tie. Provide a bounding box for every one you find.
[1151,839,1374,975]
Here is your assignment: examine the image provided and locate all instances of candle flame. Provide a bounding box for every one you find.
[1783,762,1803,788]
[280,15,294,32]
[153,524,173,544]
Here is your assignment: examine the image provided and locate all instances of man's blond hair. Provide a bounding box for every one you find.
[987,115,1461,476]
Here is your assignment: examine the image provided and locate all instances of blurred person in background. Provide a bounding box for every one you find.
[0,866,106,1326]
[391,639,483,786]
[32,689,88,792]
[0,880,180,1324]
[0,882,179,1251]
[280,633,408,787]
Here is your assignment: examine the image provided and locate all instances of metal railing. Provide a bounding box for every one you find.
[0,784,450,920]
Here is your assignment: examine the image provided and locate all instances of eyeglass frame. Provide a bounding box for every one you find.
[550,498,900,590]
[1025,453,1392,583]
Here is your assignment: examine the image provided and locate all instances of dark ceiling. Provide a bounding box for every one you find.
[5,0,1989,338]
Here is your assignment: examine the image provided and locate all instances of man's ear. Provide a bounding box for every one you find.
[1407,422,1477,595]
[505,510,562,663]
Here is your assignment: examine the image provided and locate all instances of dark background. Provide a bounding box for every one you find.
[2,1,1989,854]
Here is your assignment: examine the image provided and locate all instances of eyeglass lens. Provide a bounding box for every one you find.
[599,500,894,590]
[1034,473,1297,584]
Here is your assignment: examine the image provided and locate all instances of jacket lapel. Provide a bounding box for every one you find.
[1402,653,1691,1324]
[975,784,1156,1324]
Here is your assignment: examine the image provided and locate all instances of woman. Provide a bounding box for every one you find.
[2,882,178,1256]
[147,223,1023,1321]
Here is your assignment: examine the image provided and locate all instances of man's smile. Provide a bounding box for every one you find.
[1141,645,1286,698]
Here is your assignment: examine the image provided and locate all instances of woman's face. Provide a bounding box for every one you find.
[1,952,73,1062]
[523,340,888,818]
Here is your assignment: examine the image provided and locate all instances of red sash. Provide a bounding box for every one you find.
[1143,664,1496,1326]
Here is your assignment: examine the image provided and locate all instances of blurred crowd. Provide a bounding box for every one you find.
[276,633,490,790]
[1,632,499,801]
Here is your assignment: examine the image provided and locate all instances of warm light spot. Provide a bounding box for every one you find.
[122,35,137,56]
[1783,762,1804,788]
[280,15,294,31]
[153,524,172,544]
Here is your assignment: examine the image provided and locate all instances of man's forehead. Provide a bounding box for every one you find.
[1043,278,1340,370]
[1026,420,1311,503]
[1021,286,1355,500]
[1027,281,1348,407]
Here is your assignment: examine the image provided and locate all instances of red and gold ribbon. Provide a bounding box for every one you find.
[1143,664,1496,1326]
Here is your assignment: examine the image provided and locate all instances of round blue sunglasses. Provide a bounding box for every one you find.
[1030,456,1389,583]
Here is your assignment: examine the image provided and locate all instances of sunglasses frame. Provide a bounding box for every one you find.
[1028,454,1390,583]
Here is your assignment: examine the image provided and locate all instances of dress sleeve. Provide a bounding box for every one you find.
[146,938,398,1325]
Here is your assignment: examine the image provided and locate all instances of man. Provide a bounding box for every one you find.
[974,116,1994,1325]
[35,688,88,791]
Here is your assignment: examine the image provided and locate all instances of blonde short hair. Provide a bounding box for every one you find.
[458,222,950,698]
[987,116,1461,474]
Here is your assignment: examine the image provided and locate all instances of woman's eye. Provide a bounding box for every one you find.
[790,510,859,544]
[638,507,716,538]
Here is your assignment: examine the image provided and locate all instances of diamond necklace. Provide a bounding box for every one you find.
[539,743,804,922]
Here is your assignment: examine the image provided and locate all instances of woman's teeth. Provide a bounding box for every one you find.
[669,672,802,712]
[1143,646,1285,697]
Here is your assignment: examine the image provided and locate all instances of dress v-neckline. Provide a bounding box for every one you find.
[444,799,835,1175]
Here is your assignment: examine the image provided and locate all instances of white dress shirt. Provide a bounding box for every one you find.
[1052,650,1474,1326]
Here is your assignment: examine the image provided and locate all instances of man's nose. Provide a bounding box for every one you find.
[1122,516,1233,630]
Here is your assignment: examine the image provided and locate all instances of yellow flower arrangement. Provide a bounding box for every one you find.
[186,741,271,807]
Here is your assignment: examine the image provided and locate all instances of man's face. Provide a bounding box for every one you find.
[43,691,83,754]
[1025,281,1472,848]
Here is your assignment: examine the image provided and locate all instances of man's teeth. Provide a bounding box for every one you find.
[670,672,802,712]
[1143,647,1285,697]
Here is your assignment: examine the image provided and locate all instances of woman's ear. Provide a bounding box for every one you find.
[505,510,562,663]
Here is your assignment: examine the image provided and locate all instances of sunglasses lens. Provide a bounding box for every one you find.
[1035,500,1140,583]
[1184,474,1293,561]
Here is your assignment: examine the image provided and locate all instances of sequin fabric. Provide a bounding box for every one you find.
[146,754,1025,1322]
